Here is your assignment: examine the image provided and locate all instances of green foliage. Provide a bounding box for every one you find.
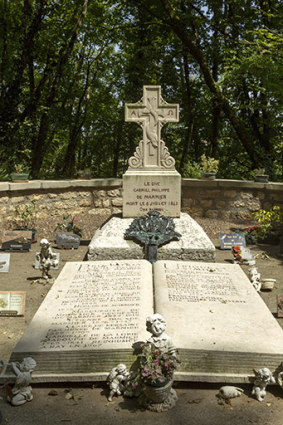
[0,0,282,181]
[182,160,201,178]
[200,155,219,173]
[253,206,283,238]
[13,199,37,229]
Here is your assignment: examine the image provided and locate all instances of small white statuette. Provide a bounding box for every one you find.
[218,386,244,399]
[36,238,58,280]
[6,357,37,406]
[252,367,275,401]
[146,313,176,357]
[107,364,129,401]
[248,267,261,292]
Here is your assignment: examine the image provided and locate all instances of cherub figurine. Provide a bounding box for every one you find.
[107,364,129,401]
[146,313,176,357]
[252,367,276,401]
[7,357,37,406]
[36,238,58,279]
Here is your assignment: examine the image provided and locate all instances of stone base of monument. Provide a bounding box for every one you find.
[87,213,216,262]
[122,170,181,218]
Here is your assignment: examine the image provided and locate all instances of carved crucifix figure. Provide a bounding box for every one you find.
[125,86,179,169]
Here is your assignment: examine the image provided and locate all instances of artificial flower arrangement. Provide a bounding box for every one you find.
[139,342,177,386]
[55,214,82,237]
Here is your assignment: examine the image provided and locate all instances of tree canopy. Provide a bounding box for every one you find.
[1,0,283,181]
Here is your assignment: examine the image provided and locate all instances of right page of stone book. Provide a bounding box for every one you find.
[153,260,283,379]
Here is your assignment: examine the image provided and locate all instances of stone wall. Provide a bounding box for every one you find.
[181,180,283,221]
[0,178,282,225]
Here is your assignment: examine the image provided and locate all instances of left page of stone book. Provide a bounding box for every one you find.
[9,260,154,382]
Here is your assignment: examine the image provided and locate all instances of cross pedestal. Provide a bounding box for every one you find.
[125,86,179,170]
[123,86,181,218]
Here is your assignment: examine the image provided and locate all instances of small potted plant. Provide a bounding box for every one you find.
[200,154,219,180]
[254,168,269,183]
[77,169,92,180]
[10,164,30,183]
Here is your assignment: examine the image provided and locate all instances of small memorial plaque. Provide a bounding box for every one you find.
[0,291,26,316]
[219,233,246,249]
[56,232,80,249]
[0,254,10,273]
[2,230,32,251]
[34,253,60,270]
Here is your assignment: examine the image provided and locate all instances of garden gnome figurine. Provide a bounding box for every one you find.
[252,367,276,401]
[6,357,37,406]
[36,238,58,279]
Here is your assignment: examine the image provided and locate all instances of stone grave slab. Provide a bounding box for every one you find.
[4,260,283,384]
[56,232,80,249]
[0,254,10,272]
[88,213,215,262]
[154,261,283,382]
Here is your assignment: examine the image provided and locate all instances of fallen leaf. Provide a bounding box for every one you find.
[65,393,73,400]
[266,402,273,407]
[48,389,58,396]
[64,388,72,393]
[188,399,202,404]
[225,399,234,407]
[8,334,14,339]
[41,293,46,297]
[209,310,213,313]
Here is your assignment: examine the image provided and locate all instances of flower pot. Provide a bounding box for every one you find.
[77,171,91,180]
[255,174,269,183]
[10,173,29,183]
[261,278,276,290]
[201,172,216,180]
[143,378,173,403]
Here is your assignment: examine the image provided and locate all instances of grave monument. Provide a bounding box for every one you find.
[88,85,215,262]
[123,85,180,218]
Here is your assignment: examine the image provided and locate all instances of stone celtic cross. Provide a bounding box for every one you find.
[125,86,179,170]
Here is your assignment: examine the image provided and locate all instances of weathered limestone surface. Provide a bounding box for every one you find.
[123,86,181,218]
[122,170,181,218]
[88,213,215,262]
[6,260,154,382]
[154,261,283,382]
